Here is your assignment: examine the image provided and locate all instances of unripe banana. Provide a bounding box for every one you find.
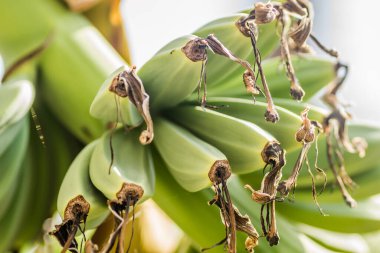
[0,78,34,129]
[207,56,335,100]
[277,196,380,234]
[154,118,228,192]
[167,105,275,174]
[0,116,25,157]
[90,65,142,127]
[138,35,203,110]
[39,9,126,142]
[89,128,155,203]
[194,14,278,87]
[0,121,32,252]
[206,97,302,151]
[57,141,109,230]
[153,150,306,253]
[0,116,29,219]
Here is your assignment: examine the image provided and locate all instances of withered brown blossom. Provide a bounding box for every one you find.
[322,63,367,208]
[203,161,259,253]
[277,108,327,215]
[109,66,154,145]
[245,141,286,246]
[50,195,90,253]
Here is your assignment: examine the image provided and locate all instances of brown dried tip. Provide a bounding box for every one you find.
[261,140,284,166]
[181,37,208,62]
[295,107,315,143]
[235,15,258,38]
[109,72,128,97]
[208,160,231,184]
[50,195,90,253]
[109,66,154,145]
[243,70,260,95]
[265,109,280,123]
[253,2,279,24]
[290,82,305,101]
[283,0,308,17]
[289,17,312,48]
[114,182,144,207]
[245,236,259,253]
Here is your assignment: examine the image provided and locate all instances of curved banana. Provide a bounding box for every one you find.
[0,77,34,130]
[138,35,203,110]
[0,121,33,252]
[154,117,228,192]
[168,105,275,174]
[0,116,29,219]
[205,97,302,151]
[89,128,155,252]
[89,129,155,202]
[277,196,380,234]
[39,10,126,142]
[57,141,109,230]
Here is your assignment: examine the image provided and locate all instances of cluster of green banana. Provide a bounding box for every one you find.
[1,0,380,252]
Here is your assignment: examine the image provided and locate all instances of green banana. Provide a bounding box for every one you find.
[205,97,302,151]
[0,120,32,252]
[0,116,29,219]
[11,106,81,248]
[154,117,228,192]
[167,105,274,174]
[38,4,126,142]
[90,65,142,127]
[0,117,25,157]
[297,224,369,253]
[276,196,380,233]
[57,141,109,231]
[0,71,35,130]
[207,56,335,101]
[194,14,278,87]
[89,128,155,203]
[138,35,203,110]
[153,148,306,253]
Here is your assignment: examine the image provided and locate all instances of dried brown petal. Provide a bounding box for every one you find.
[109,67,154,145]
[243,70,260,95]
[283,0,308,16]
[235,15,257,38]
[253,2,279,24]
[289,17,312,47]
[181,38,208,62]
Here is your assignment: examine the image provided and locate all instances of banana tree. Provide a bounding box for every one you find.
[0,0,379,252]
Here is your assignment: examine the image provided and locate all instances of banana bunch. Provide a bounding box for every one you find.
[1,0,380,252]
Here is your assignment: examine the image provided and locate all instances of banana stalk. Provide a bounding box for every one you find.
[168,105,275,174]
[154,118,228,192]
